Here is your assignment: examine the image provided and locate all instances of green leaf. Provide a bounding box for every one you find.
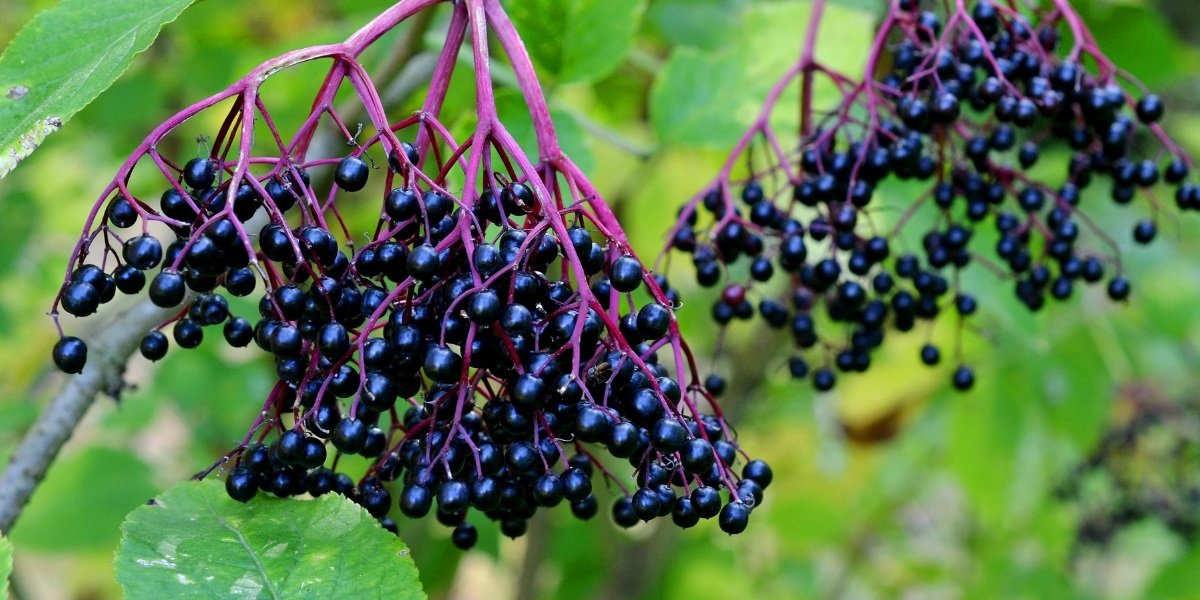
[0,0,199,179]
[494,88,595,173]
[1147,543,1200,599]
[504,0,646,84]
[9,446,157,552]
[645,0,739,51]
[650,1,874,148]
[116,479,425,599]
[0,534,11,598]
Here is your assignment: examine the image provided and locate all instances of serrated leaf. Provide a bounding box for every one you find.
[0,534,11,598]
[504,0,645,84]
[116,479,425,600]
[0,0,199,179]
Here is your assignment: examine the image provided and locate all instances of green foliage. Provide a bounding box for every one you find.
[115,479,425,599]
[1,0,1199,598]
[0,534,11,598]
[504,0,645,84]
[0,0,198,178]
[494,88,595,172]
[650,1,874,148]
[10,447,157,552]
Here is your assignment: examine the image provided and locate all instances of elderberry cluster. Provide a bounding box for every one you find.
[1056,391,1200,553]
[51,0,767,548]
[667,0,1195,393]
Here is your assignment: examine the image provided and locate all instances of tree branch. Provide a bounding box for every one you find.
[0,298,175,534]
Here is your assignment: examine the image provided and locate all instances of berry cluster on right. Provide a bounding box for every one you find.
[665,0,1195,393]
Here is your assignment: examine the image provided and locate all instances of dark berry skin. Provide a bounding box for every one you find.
[332,417,368,454]
[952,366,975,391]
[224,267,256,297]
[742,459,773,488]
[317,323,350,359]
[718,501,750,534]
[225,467,258,503]
[471,477,502,511]
[334,156,370,191]
[467,289,502,324]
[385,188,419,221]
[423,346,462,383]
[650,417,688,453]
[406,244,440,281]
[671,497,700,528]
[1136,94,1164,124]
[1108,277,1131,300]
[571,495,599,520]
[607,421,640,458]
[173,319,203,349]
[60,281,100,317]
[612,497,640,528]
[561,468,593,502]
[273,430,306,465]
[52,336,88,374]
[108,196,138,228]
[149,272,187,307]
[691,486,722,519]
[533,474,565,507]
[399,484,433,518]
[608,256,643,293]
[183,157,217,189]
[140,331,169,361]
[631,487,662,521]
[501,304,533,334]
[1133,220,1157,244]
[437,480,471,513]
[113,265,146,295]
[451,523,478,550]
[813,368,836,392]
[636,303,671,340]
[920,343,941,366]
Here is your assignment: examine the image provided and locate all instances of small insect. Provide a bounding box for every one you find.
[586,361,614,386]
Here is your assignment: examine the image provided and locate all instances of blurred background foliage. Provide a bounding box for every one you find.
[3,0,1200,598]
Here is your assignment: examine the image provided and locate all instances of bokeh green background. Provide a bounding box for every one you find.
[3,0,1200,598]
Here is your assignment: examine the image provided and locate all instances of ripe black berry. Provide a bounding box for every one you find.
[139,331,169,361]
[608,256,642,293]
[451,523,478,550]
[52,336,88,374]
[183,157,217,189]
[399,484,433,518]
[952,365,975,391]
[113,265,146,295]
[173,319,203,349]
[225,467,258,503]
[636,303,671,340]
[406,244,440,281]
[384,187,419,221]
[1107,277,1131,300]
[742,459,773,488]
[423,345,462,383]
[334,156,370,191]
[332,417,368,454]
[149,272,186,307]
[1136,94,1164,124]
[108,196,138,228]
[718,501,750,534]
[60,281,100,317]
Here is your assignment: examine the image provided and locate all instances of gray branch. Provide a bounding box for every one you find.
[0,298,174,534]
